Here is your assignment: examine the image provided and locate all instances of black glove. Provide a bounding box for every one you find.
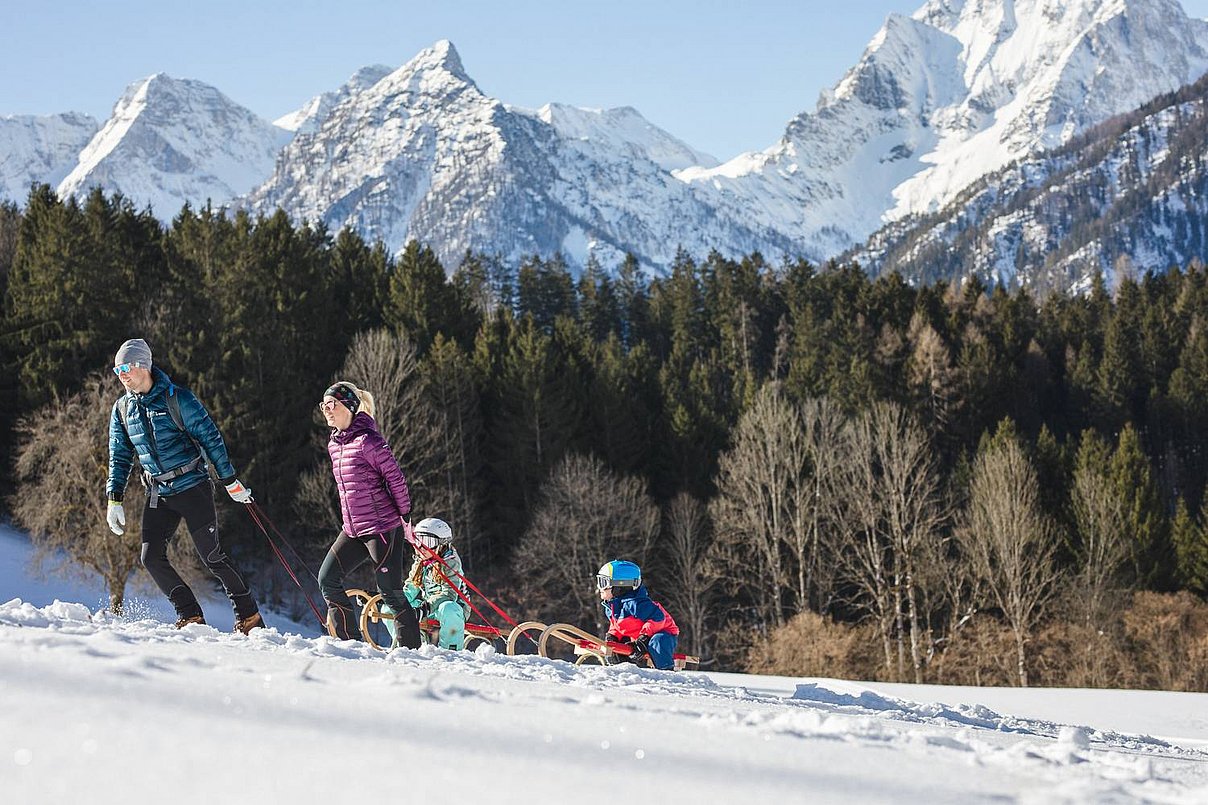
[629,634,650,659]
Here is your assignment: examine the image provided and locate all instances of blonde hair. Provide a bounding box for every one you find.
[330,380,377,418]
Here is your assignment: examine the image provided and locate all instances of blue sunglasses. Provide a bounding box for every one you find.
[113,361,146,375]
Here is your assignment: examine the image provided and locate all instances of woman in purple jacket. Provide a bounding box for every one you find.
[316,381,421,649]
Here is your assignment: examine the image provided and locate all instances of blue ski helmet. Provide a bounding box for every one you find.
[596,560,641,591]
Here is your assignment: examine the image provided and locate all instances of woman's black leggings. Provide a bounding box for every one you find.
[317,528,420,648]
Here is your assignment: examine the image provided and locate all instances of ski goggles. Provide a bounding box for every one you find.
[596,574,638,591]
[414,531,444,549]
[113,361,146,375]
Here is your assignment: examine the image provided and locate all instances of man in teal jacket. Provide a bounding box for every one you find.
[106,338,263,633]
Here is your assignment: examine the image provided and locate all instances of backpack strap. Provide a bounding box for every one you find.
[166,385,214,479]
[120,391,136,435]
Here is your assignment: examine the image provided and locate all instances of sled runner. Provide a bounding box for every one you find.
[524,621,699,670]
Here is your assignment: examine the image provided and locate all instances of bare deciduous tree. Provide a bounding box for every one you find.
[711,383,809,627]
[337,328,437,471]
[1070,451,1131,667]
[512,453,659,626]
[829,401,949,681]
[800,396,846,614]
[11,372,145,612]
[662,492,723,660]
[959,437,1061,686]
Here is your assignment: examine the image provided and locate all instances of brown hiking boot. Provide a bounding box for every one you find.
[234,612,264,635]
[174,614,206,629]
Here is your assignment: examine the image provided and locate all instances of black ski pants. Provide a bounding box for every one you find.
[140,482,258,621]
[318,528,420,649]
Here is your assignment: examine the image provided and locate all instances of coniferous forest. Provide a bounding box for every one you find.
[3,186,1208,687]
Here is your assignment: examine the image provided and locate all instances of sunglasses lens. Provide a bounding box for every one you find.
[113,363,130,375]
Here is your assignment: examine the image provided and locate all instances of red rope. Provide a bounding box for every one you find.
[426,561,504,635]
[245,503,327,630]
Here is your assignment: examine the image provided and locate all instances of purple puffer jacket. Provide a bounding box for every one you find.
[327,412,411,537]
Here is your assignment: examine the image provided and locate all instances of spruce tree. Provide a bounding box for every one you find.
[421,335,484,566]
[515,253,576,334]
[615,252,650,350]
[329,228,389,337]
[6,187,150,408]
[477,314,581,558]
[385,239,457,352]
[1110,423,1172,588]
[1171,496,1207,595]
[583,334,656,478]
[577,254,622,342]
[0,201,20,306]
[1097,279,1144,429]
[158,204,235,393]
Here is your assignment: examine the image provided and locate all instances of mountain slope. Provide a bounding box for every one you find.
[0,112,98,203]
[852,70,1208,291]
[274,64,394,134]
[244,41,791,271]
[682,0,1208,261]
[57,74,290,214]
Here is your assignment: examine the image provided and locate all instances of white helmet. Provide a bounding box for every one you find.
[414,517,453,549]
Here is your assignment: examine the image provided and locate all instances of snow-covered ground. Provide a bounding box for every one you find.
[3,526,1207,803]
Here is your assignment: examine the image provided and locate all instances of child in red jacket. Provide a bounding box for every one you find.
[597,559,679,670]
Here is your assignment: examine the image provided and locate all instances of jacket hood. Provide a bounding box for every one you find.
[603,584,650,614]
[136,367,172,400]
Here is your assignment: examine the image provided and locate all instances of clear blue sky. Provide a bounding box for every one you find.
[4,0,1208,161]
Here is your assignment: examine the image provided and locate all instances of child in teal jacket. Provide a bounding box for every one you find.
[403,517,470,650]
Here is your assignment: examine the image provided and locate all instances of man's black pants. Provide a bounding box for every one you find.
[140,483,258,621]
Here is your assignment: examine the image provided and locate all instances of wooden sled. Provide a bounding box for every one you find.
[347,589,505,651]
[508,620,699,671]
[340,593,699,670]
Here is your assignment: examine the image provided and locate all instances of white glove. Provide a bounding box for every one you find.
[224,479,253,504]
[107,501,126,535]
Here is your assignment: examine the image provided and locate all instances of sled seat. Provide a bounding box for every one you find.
[419,618,504,640]
[584,639,700,671]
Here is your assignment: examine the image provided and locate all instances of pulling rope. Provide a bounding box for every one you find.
[244,502,327,630]
[248,502,320,585]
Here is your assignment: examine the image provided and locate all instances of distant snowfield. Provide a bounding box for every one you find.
[2,527,1207,803]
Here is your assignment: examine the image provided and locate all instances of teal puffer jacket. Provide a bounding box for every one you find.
[107,368,236,501]
[405,545,470,616]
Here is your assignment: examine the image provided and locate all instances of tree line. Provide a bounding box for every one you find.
[2,186,1207,686]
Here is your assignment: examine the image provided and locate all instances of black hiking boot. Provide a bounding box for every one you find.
[325,604,357,640]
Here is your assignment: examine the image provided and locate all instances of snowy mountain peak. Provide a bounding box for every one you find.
[57,73,289,214]
[532,102,718,171]
[384,39,471,88]
[680,0,1208,263]
[243,40,784,272]
[0,111,98,203]
[274,64,392,133]
[11,4,1208,276]
[828,13,964,113]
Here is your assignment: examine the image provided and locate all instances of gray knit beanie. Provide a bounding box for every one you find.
[114,338,152,370]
